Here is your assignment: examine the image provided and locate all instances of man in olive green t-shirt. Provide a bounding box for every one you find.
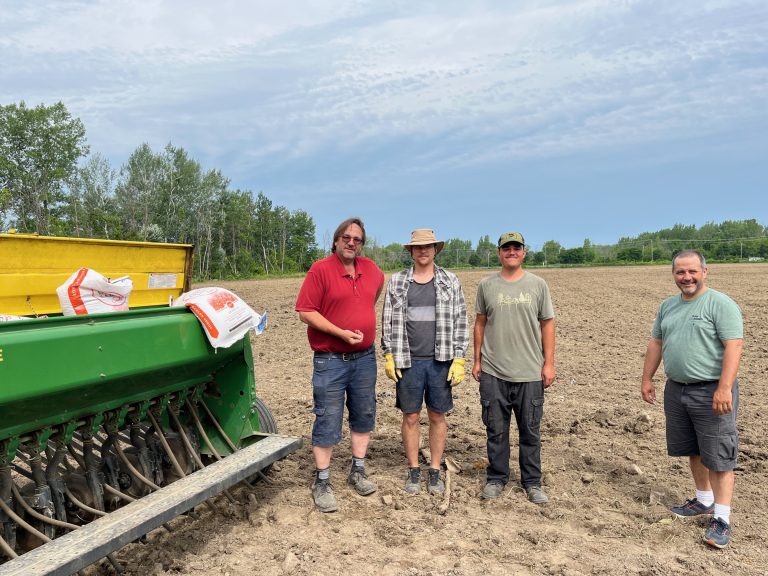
[472,231,555,504]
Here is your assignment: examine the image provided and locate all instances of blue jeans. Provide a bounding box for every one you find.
[479,373,544,488]
[311,349,377,447]
[395,358,453,414]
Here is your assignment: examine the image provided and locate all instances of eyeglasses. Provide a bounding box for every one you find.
[500,244,525,252]
[340,234,363,245]
[412,244,435,251]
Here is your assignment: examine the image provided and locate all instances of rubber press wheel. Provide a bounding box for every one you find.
[254,397,278,434]
[246,397,279,482]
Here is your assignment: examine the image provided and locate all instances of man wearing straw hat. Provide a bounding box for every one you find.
[381,229,468,495]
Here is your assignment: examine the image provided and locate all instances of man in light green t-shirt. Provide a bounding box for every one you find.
[472,231,555,504]
[641,249,743,549]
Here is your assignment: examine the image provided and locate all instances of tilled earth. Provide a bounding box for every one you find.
[86,264,767,576]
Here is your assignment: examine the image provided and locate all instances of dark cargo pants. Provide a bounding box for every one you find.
[479,373,545,488]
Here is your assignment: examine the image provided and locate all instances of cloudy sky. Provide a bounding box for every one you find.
[2,0,766,249]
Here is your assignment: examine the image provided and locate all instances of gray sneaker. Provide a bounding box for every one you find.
[481,480,505,500]
[427,468,445,495]
[671,498,714,518]
[404,467,421,494]
[703,517,732,549]
[311,478,337,513]
[347,465,377,496]
[526,485,549,505]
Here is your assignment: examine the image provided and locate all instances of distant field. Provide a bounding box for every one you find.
[104,264,768,576]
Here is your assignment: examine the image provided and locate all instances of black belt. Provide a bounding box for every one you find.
[314,346,374,362]
[670,379,718,386]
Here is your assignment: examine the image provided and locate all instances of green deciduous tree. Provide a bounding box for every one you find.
[617,246,643,262]
[0,101,89,234]
[66,153,121,239]
[115,143,167,241]
[542,240,562,265]
[559,247,585,264]
[438,238,473,268]
[472,235,497,267]
[111,142,318,278]
[0,187,12,228]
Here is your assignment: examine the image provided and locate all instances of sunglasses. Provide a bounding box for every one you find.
[340,234,363,245]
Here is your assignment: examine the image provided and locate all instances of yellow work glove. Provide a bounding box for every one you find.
[384,353,402,382]
[447,358,466,386]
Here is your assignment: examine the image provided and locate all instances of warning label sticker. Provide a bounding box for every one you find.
[148,273,178,289]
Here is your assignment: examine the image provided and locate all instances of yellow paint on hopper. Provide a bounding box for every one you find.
[0,234,193,316]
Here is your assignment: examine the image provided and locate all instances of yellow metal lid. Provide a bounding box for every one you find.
[0,233,193,316]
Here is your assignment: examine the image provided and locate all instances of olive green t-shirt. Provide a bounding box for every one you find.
[651,288,743,383]
[475,271,554,382]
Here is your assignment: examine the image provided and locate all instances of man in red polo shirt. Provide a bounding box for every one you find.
[295,217,385,512]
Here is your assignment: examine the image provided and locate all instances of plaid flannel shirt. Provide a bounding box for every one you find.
[381,265,468,368]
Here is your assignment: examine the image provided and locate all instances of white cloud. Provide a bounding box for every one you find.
[1,0,364,55]
[1,0,766,183]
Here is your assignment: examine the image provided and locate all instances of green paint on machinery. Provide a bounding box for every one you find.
[0,234,301,574]
[0,307,265,456]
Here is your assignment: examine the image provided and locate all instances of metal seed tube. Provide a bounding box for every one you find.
[197,400,270,485]
[0,534,17,560]
[146,411,187,480]
[166,409,226,510]
[62,486,105,517]
[0,491,51,543]
[10,483,78,530]
[186,399,259,489]
[109,434,161,492]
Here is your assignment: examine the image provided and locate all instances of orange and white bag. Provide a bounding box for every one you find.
[172,287,266,349]
[56,268,133,316]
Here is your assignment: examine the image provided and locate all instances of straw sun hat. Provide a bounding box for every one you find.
[403,229,445,255]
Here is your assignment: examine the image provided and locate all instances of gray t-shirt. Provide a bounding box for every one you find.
[406,279,436,359]
[475,271,554,382]
[651,288,743,383]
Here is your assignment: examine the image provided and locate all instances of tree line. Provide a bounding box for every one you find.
[2,101,766,278]
[361,219,768,270]
[0,101,319,279]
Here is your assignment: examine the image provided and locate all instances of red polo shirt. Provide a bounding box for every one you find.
[295,253,384,353]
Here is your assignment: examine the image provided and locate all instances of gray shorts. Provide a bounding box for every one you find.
[663,379,739,471]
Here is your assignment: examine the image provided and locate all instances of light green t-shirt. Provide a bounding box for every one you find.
[651,288,743,383]
[475,271,554,382]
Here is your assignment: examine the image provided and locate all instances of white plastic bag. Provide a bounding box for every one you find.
[56,268,133,316]
[0,314,31,322]
[172,287,266,349]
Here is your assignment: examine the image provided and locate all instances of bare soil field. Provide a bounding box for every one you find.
[88,264,768,576]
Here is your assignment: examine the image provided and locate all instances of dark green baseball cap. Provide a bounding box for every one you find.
[498,232,525,248]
